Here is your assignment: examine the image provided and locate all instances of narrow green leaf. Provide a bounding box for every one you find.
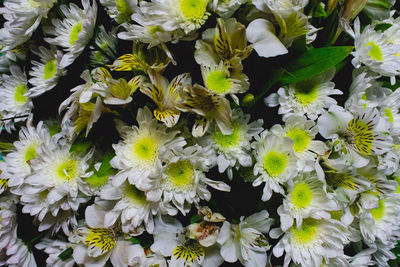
[128,237,141,245]
[69,140,93,154]
[0,142,14,151]
[190,214,203,224]
[96,152,116,177]
[58,247,73,261]
[280,46,354,85]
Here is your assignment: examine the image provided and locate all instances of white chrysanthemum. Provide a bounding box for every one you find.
[322,248,376,267]
[89,26,117,65]
[6,239,36,267]
[352,18,400,81]
[17,136,93,234]
[139,0,210,34]
[278,172,339,231]
[318,106,392,168]
[100,0,137,23]
[100,181,160,233]
[0,65,32,125]
[0,196,17,250]
[146,145,230,215]
[0,0,56,52]
[212,0,247,18]
[44,0,97,68]
[0,117,51,192]
[252,132,297,201]
[359,194,400,245]
[270,115,327,171]
[28,46,66,97]
[265,68,342,120]
[369,239,397,266]
[35,238,76,267]
[204,108,263,178]
[217,210,273,267]
[71,205,145,267]
[375,87,400,136]
[151,215,223,267]
[110,106,185,191]
[271,218,350,267]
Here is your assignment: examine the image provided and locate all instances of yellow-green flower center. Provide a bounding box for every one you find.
[371,199,385,221]
[179,0,208,22]
[291,182,313,209]
[56,158,78,181]
[24,145,38,162]
[286,128,311,153]
[125,184,147,207]
[291,219,319,245]
[367,41,383,61]
[115,0,133,23]
[69,22,83,45]
[385,107,394,123]
[14,84,28,104]
[43,59,57,80]
[394,176,400,194]
[347,118,373,155]
[132,136,159,163]
[214,122,241,150]
[85,228,116,253]
[206,70,231,94]
[165,160,195,190]
[294,83,318,106]
[263,151,288,177]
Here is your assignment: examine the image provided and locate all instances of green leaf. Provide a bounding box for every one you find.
[128,237,141,245]
[0,142,14,152]
[280,46,354,85]
[96,152,116,177]
[69,139,93,154]
[190,214,203,224]
[375,23,392,32]
[58,247,73,261]
[313,3,328,18]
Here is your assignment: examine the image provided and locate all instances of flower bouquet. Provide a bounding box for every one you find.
[0,0,400,266]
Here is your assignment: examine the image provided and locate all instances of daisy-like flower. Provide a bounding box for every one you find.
[0,65,32,126]
[271,217,350,267]
[359,194,400,245]
[179,84,233,137]
[201,60,249,104]
[28,46,66,97]
[252,132,297,201]
[277,172,339,231]
[351,18,400,82]
[139,0,211,34]
[318,106,392,168]
[203,108,263,178]
[270,115,328,172]
[217,210,273,267]
[100,181,161,233]
[146,144,230,215]
[72,204,145,267]
[212,0,248,18]
[35,238,76,267]
[5,239,37,267]
[89,26,118,65]
[100,0,137,24]
[151,215,223,267]
[265,68,342,120]
[140,70,191,127]
[0,0,56,52]
[17,135,93,234]
[44,0,97,68]
[0,196,17,250]
[0,117,51,192]
[110,106,185,190]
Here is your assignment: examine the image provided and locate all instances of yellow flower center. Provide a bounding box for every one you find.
[286,128,311,153]
[347,118,373,155]
[125,184,147,207]
[85,228,116,254]
[371,199,385,221]
[214,122,241,150]
[14,84,28,104]
[165,160,195,191]
[44,59,57,80]
[24,145,38,162]
[132,136,159,163]
[385,107,394,123]
[263,151,288,177]
[179,0,208,22]
[115,0,133,23]
[56,158,78,181]
[291,182,313,209]
[294,83,318,106]
[367,41,383,61]
[291,219,319,245]
[69,22,83,45]
[206,69,231,94]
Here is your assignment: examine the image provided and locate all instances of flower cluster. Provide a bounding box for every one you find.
[0,0,400,266]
